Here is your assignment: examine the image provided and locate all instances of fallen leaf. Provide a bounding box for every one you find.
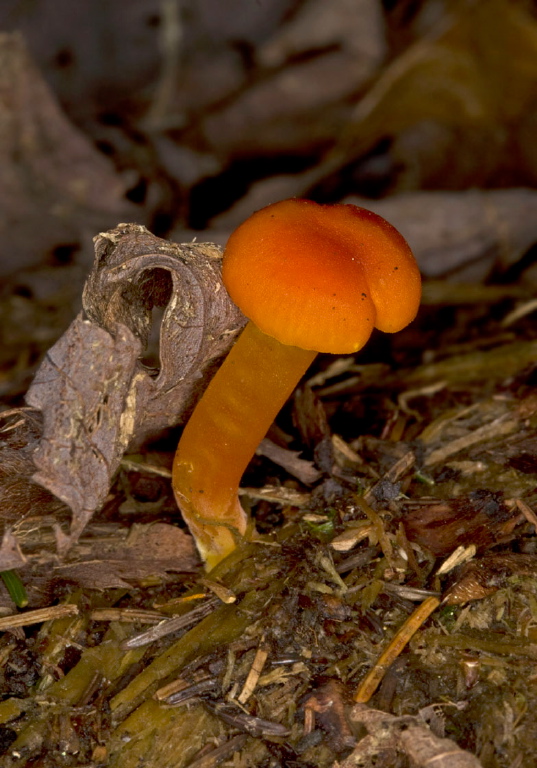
[0,33,136,276]
[55,522,199,589]
[0,529,27,572]
[0,408,69,561]
[337,0,537,189]
[25,223,245,549]
[344,189,537,283]
[344,703,483,767]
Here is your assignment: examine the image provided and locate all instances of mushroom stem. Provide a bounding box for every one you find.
[172,321,316,569]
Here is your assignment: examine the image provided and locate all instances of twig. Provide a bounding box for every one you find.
[354,595,440,703]
[121,598,219,649]
[0,604,78,630]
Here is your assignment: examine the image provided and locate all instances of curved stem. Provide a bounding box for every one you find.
[173,321,316,569]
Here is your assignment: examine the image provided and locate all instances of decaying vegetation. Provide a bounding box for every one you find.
[2,2,537,766]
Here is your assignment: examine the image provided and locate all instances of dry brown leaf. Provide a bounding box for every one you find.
[25,223,245,550]
[337,0,537,189]
[26,318,141,547]
[0,409,69,569]
[199,0,385,156]
[82,225,246,445]
[344,189,537,283]
[402,491,519,558]
[55,522,198,589]
[341,703,483,767]
[0,529,27,572]
[236,0,537,213]
[0,32,136,276]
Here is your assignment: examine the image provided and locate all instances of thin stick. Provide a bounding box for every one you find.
[0,604,78,630]
[354,595,440,703]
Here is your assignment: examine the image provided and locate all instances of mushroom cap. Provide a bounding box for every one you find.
[222,198,421,354]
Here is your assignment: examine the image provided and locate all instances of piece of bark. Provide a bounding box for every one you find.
[0,32,136,276]
[25,224,245,549]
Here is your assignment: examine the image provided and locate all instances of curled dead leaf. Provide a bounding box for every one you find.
[25,223,245,550]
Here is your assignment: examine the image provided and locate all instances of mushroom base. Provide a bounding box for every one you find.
[172,321,316,569]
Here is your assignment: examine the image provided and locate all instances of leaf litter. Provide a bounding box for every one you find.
[0,224,536,767]
[2,1,537,765]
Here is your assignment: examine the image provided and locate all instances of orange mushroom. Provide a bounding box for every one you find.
[172,199,421,569]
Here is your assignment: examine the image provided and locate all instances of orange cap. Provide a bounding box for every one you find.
[222,198,421,354]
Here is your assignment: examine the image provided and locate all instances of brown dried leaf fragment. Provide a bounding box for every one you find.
[56,523,198,589]
[0,408,69,568]
[83,224,246,445]
[0,409,65,523]
[0,33,136,276]
[398,724,483,768]
[303,678,356,753]
[342,703,483,767]
[444,553,537,606]
[26,318,141,546]
[26,224,245,548]
[0,529,27,571]
[256,438,322,485]
[402,490,519,558]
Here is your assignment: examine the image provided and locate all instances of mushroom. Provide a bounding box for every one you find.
[172,198,421,569]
